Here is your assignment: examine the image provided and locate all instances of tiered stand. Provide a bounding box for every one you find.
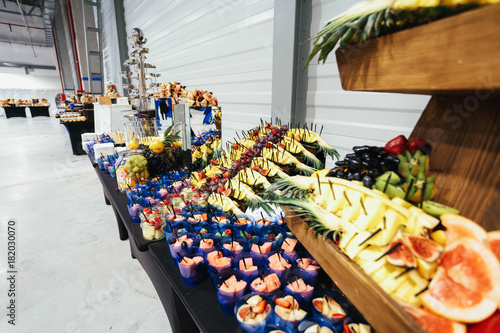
[287,5,500,333]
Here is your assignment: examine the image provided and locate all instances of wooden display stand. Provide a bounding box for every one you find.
[287,5,500,333]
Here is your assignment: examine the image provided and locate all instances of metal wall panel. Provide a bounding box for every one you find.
[122,0,274,145]
[307,0,430,166]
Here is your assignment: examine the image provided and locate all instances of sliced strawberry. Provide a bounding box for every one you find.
[252,300,266,314]
[223,171,230,179]
[252,165,260,172]
[198,172,205,180]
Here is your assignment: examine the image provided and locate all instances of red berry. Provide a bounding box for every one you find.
[198,172,205,180]
[211,175,219,182]
[223,171,230,178]
[384,135,408,156]
[271,128,279,135]
[224,229,232,235]
[232,143,239,150]
[407,138,431,154]
[246,234,252,239]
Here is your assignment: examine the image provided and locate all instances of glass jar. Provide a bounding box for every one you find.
[115,149,149,191]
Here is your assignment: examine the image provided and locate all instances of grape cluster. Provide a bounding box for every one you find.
[124,154,148,180]
[200,124,289,195]
[327,145,399,188]
[228,124,288,177]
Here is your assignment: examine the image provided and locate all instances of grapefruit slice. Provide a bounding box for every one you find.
[440,214,488,246]
[420,267,497,323]
[487,231,500,263]
[399,300,466,333]
[404,234,443,262]
[440,238,500,306]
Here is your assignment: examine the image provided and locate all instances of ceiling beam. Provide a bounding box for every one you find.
[0,7,42,17]
[0,61,56,70]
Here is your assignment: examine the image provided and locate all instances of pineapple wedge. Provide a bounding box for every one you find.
[368,209,405,246]
[354,196,387,231]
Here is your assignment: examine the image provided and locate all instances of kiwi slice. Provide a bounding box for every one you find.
[376,171,401,185]
[422,201,459,217]
[374,179,406,199]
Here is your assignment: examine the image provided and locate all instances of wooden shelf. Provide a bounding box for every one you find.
[335,5,500,230]
[285,209,426,333]
[336,5,500,94]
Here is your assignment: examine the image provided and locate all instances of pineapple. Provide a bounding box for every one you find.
[305,0,498,65]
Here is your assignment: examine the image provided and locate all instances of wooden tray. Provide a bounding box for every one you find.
[335,5,500,230]
[336,5,500,94]
[285,208,425,333]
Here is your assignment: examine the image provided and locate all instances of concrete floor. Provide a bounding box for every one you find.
[0,116,171,333]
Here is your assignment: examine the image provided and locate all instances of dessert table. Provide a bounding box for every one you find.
[3,106,27,118]
[29,106,50,117]
[61,120,95,155]
[88,155,242,333]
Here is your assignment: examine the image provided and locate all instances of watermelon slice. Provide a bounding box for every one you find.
[487,231,500,263]
[420,267,497,323]
[399,300,466,333]
[281,238,298,253]
[440,214,488,246]
[440,238,500,306]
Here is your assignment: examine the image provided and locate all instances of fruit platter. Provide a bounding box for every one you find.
[90,108,499,333]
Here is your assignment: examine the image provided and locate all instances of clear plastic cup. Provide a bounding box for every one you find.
[272,291,309,333]
[311,289,349,327]
[234,293,272,332]
[282,268,316,302]
[176,247,207,286]
[216,269,248,316]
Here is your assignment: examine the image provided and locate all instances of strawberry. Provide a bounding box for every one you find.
[384,135,408,156]
[271,128,279,135]
[198,172,205,180]
[232,143,239,150]
[252,300,266,314]
[252,165,260,172]
[224,229,232,235]
[407,138,432,154]
[252,129,259,137]
[217,187,226,194]
[223,171,230,179]
[275,298,291,308]
[211,175,219,182]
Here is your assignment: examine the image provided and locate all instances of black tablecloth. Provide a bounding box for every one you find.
[90,157,240,333]
[4,106,27,118]
[30,106,50,117]
[61,121,95,155]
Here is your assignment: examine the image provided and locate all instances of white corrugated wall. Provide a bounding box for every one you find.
[101,0,123,95]
[307,0,430,166]
[115,0,430,167]
[122,0,274,145]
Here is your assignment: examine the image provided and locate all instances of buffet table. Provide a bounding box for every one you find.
[61,121,95,155]
[29,106,50,117]
[89,155,242,333]
[3,106,27,118]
